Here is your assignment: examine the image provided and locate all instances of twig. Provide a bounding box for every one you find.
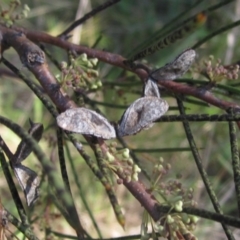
[132,147,192,153]
[58,0,122,38]
[157,113,240,122]
[176,98,235,240]
[4,207,39,240]
[57,128,72,192]
[156,205,240,229]
[0,143,29,225]
[192,19,240,49]
[65,143,103,238]
[228,118,240,216]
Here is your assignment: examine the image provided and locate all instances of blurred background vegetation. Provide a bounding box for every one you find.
[1,0,240,239]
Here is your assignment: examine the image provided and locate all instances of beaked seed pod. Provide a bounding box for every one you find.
[118,97,169,137]
[57,108,116,139]
[150,49,196,80]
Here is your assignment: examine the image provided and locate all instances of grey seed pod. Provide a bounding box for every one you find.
[13,119,43,164]
[118,97,169,137]
[57,108,116,139]
[150,49,196,80]
[144,78,160,98]
[13,164,39,206]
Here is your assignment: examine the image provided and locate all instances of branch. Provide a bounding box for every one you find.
[5,24,240,115]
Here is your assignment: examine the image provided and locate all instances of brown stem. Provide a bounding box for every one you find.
[157,79,240,111]
[5,24,240,116]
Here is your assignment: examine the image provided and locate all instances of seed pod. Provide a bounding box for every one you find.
[118,97,169,136]
[57,108,116,139]
[13,164,39,206]
[13,119,43,164]
[143,78,160,98]
[150,49,196,80]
